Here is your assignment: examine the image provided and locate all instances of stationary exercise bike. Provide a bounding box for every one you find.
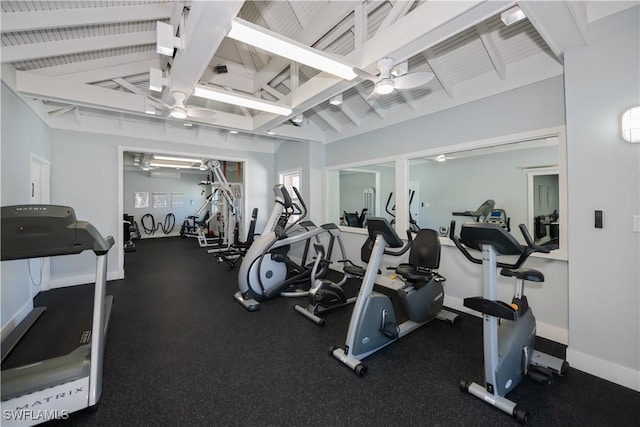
[449,220,569,423]
[331,218,459,376]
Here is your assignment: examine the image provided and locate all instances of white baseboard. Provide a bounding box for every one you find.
[49,270,124,289]
[566,348,640,392]
[443,295,569,345]
[140,231,181,239]
[1,299,34,342]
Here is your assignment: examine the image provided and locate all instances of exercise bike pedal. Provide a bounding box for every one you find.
[528,366,553,385]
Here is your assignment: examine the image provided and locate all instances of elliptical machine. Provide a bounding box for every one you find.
[234,187,348,312]
[293,240,364,326]
[449,220,569,423]
[331,218,459,376]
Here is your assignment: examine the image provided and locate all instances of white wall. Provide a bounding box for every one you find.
[564,6,640,390]
[49,129,275,285]
[324,77,570,346]
[0,83,50,336]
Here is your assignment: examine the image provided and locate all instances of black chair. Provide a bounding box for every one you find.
[343,209,368,228]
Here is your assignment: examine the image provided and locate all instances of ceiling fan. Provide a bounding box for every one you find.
[161,92,216,120]
[355,57,435,99]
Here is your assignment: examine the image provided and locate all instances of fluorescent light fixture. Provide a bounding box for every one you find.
[153,155,201,163]
[436,154,447,162]
[375,79,395,95]
[149,162,198,169]
[156,21,183,56]
[193,84,292,116]
[267,130,275,135]
[229,130,239,134]
[329,94,343,106]
[622,106,640,143]
[227,18,357,81]
[501,6,526,26]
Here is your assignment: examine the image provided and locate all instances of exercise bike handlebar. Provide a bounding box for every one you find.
[449,220,549,270]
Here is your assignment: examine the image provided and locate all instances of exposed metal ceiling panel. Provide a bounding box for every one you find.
[1,0,618,144]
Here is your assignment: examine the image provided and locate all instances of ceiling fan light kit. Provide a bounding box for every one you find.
[375,79,395,95]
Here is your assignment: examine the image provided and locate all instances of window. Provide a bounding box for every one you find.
[279,169,301,223]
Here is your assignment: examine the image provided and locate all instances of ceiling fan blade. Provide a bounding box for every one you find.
[393,72,435,90]
[187,107,216,119]
[353,67,379,82]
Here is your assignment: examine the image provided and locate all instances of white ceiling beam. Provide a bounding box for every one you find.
[251,1,361,91]
[0,3,172,32]
[375,0,414,35]
[1,32,156,63]
[517,0,588,62]
[476,21,506,80]
[423,49,454,97]
[315,109,343,133]
[48,105,75,119]
[255,0,511,132]
[224,87,251,117]
[261,84,285,101]
[55,57,160,84]
[164,1,243,102]
[233,40,258,73]
[112,78,148,97]
[339,103,362,126]
[397,89,416,109]
[290,62,299,91]
[27,51,158,77]
[353,3,367,48]
[355,85,386,119]
[288,1,310,29]
[205,57,255,93]
[17,70,147,114]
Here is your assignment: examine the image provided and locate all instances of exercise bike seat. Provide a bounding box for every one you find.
[501,268,545,283]
[394,228,443,288]
[395,265,440,284]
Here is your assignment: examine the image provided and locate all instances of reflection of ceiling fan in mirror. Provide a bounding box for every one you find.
[354,57,435,99]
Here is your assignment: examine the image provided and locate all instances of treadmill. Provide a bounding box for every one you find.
[1,205,114,426]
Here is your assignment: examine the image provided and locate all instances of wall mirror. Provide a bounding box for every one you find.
[407,137,561,248]
[327,161,395,229]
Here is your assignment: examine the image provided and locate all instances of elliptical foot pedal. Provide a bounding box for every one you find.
[381,321,399,339]
[528,366,553,385]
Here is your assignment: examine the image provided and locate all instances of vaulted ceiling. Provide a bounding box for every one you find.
[1,1,633,145]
